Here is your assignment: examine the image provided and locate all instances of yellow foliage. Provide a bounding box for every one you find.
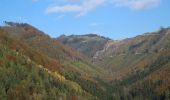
[53,72,65,81]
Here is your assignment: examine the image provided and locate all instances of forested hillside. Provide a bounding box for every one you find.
[0,29,98,100]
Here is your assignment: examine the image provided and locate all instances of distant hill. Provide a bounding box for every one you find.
[57,34,110,58]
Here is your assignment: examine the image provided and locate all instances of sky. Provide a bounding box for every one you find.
[0,0,170,40]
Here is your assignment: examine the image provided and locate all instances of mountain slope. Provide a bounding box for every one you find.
[93,27,170,79]
[0,30,95,100]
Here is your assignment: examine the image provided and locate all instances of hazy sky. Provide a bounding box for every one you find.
[1,0,170,39]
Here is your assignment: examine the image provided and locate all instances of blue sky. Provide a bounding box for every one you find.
[0,0,170,39]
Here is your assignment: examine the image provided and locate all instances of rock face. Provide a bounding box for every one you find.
[93,40,118,59]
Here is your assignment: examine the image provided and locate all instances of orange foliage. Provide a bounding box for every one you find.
[69,95,78,100]
[0,60,3,65]
[6,55,17,63]
[45,58,61,72]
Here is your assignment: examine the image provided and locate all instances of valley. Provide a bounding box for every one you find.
[0,22,170,100]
